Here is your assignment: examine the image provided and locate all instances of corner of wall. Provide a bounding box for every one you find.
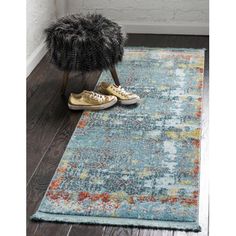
[27,0,68,78]
[55,0,68,18]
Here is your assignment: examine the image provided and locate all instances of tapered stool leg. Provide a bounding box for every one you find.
[61,71,70,96]
[109,66,120,86]
[82,71,102,91]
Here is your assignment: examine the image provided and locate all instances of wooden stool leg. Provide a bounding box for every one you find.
[109,66,120,86]
[82,71,102,91]
[61,71,70,96]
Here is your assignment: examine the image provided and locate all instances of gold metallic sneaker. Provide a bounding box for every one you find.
[97,82,140,105]
[68,90,117,110]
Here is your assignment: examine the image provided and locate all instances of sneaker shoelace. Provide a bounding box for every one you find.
[88,92,106,103]
[116,86,130,96]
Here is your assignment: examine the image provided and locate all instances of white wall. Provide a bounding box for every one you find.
[67,0,209,35]
[27,0,57,76]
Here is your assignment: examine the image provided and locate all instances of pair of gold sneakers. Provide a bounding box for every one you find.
[68,82,140,111]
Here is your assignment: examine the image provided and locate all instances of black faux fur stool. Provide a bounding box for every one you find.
[45,14,126,95]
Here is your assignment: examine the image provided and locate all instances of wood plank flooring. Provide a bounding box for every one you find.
[27,34,209,236]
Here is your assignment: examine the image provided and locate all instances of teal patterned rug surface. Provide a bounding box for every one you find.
[32,48,205,231]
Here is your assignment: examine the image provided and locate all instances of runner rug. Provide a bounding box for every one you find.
[32,48,205,231]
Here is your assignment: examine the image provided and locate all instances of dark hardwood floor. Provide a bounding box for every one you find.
[27,34,209,236]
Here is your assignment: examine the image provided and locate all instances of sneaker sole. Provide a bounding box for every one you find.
[119,97,141,105]
[68,98,117,111]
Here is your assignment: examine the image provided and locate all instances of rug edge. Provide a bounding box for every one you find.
[31,211,201,232]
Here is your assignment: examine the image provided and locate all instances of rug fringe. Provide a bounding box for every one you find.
[31,211,201,232]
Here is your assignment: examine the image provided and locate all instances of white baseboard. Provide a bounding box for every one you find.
[27,40,47,77]
[119,22,209,36]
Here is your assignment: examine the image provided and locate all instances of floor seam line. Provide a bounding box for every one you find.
[27,112,69,187]
[66,225,72,236]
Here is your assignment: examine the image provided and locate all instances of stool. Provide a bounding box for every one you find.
[44,13,126,95]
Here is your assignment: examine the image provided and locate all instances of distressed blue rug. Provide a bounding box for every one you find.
[32,48,205,231]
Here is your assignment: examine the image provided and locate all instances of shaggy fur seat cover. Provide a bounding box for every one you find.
[45,14,126,72]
